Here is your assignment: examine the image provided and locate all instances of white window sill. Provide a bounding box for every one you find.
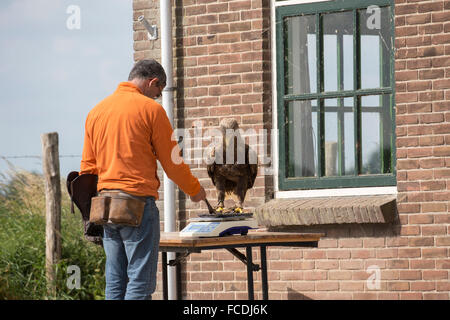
[275,186,398,199]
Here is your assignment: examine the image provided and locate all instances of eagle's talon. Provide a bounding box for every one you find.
[234,207,243,214]
[215,207,224,213]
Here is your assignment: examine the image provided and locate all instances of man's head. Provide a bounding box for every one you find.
[128,59,166,99]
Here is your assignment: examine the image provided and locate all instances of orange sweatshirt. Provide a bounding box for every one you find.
[80,82,201,198]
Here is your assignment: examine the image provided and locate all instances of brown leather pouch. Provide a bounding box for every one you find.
[108,196,145,226]
[89,196,111,225]
[89,190,146,227]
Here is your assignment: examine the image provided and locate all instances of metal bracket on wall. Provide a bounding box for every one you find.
[226,248,260,271]
[138,15,158,40]
[168,252,190,266]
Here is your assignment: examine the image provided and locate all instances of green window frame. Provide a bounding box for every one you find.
[277,0,396,191]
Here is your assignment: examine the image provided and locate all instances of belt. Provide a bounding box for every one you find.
[98,189,152,203]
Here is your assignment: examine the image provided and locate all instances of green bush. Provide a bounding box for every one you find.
[0,167,105,300]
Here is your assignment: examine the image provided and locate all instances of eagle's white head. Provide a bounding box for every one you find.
[219,118,240,147]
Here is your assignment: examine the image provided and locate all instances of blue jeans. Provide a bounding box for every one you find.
[103,197,160,300]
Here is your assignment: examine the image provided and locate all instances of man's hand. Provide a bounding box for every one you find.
[190,186,206,202]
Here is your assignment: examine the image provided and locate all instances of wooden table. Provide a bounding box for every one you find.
[159,231,324,300]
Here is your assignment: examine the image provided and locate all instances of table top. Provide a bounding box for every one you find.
[159,231,324,250]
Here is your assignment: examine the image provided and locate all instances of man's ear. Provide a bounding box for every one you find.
[148,78,159,87]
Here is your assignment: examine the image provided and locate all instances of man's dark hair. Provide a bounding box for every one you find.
[128,59,167,85]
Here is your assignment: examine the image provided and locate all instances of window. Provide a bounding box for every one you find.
[276,0,396,191]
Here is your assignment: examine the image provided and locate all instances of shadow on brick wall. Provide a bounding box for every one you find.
[268,211,401,239]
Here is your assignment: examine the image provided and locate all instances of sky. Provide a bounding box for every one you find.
[0,0,133,177]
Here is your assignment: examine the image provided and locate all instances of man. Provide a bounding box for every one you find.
[80,59,206,300]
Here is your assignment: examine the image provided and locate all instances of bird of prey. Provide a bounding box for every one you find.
[206,118,258,213]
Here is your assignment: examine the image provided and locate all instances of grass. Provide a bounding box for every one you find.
[0,163,105,300]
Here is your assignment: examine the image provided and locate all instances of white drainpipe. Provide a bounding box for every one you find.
[160,0,177,300]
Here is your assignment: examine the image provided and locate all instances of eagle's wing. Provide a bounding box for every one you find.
[206,144,216,186]
[246,144,258,189]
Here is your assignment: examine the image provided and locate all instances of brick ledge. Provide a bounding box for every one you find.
[254,195,397,227]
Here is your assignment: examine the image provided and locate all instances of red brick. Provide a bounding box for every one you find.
[419,91,444,102]
[419,69,445,80]
[303,250,326,259]
[407,81,432,91]
[396,3,418,15]
[398,159,419,170]
[303,270,327,280]
[418,1,444,13]
[376,248,398,259]
[432,56,450,67]
[207,3,228,13]
[408,58,433,69]
[421,114,445,124]
[409,214,434,224]
[419,135,445,146]
[434,146,450,156]
[407,147,433,158]
[410,260,435,269]
[387,281,410,291]
[397,181,420,192]
[185,5,207,16]
[421,180,446,191]
[422,203,448,214]
[396,92,418,103]
[400,225,421,235]
[209,86,230,96]
[422,248,448,258]
[218,33,241,44]
[219,12,239,23]
[419,158,445,169]
[340,281,364,291]
[432,12,449,22]
[422,270,448,280]
[398,248,421,258]
[408,169,433,180]
[434,79,450,90]
[197,76,219,86]
[219,74,241,85]
[423,293,450,300]
[410,282,435,291]
[433,123,450,134]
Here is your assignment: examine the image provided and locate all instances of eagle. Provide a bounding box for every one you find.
[206,118,258,213]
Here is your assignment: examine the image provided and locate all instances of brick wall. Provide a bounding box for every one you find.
[133,0,449,300]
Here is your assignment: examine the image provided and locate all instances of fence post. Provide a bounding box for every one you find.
[41,132,62,297]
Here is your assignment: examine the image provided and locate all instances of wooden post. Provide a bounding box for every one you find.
[41,132,62,297]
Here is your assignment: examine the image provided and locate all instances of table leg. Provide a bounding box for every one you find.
[260,246,268,300]
[162,252,168,300]
[246,246,254,300]
[176,253,182,300]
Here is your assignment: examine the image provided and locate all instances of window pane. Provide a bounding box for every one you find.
[284,15,316,95]
[324,98,355,176]
[360,94,392,175]
[343,97,355,175]
[361,111,381,174]
[286,100,317,178]
[324,99,338,176]
[323,11,353,92]
[359,6,391,89]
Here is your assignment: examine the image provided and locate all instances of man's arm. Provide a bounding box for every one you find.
[150,104,203,199]
[80,122,98,175]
